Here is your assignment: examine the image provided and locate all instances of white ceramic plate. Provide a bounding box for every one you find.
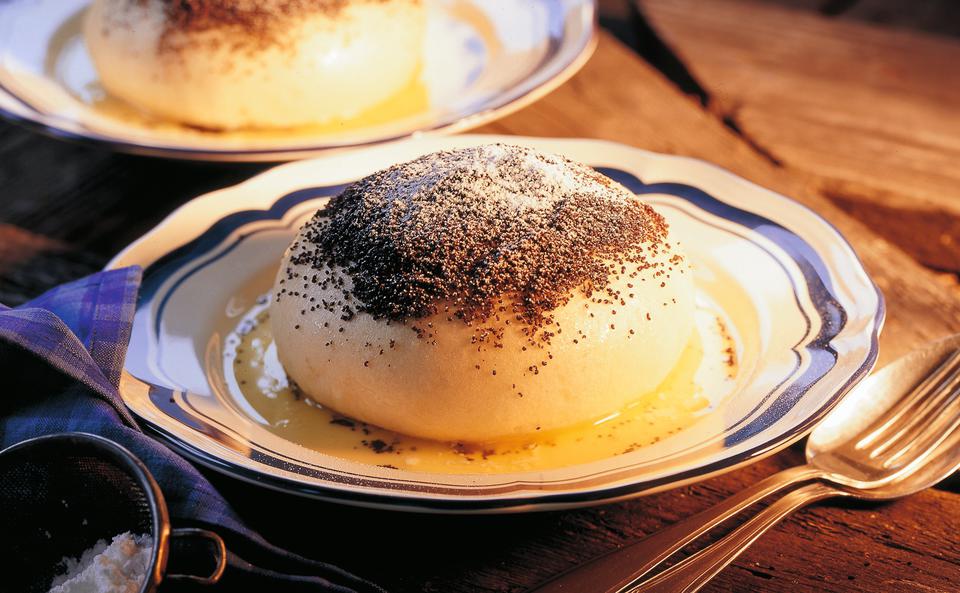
[109,135,883,512]
[0,0,595,161]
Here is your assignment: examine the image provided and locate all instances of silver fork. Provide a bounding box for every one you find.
[632,425,960,593]
[530,335,960,593]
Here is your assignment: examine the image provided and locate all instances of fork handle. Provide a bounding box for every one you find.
[630,481,842,593]
[528,464,822,593]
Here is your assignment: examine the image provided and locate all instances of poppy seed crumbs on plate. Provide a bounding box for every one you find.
[279,144,675,341]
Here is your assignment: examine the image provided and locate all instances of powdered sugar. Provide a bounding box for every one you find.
[47,532,152,593]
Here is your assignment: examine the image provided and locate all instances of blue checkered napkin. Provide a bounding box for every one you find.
[0,267,139,426]
[0,268,386,593]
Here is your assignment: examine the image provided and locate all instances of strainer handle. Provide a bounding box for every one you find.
[165,527,227,585]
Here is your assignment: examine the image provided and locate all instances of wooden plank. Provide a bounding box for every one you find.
[638,0,960,271]
[598,0,643,50]
[0,123,266,258]
[771,0,960,38]
[0,224,102,305]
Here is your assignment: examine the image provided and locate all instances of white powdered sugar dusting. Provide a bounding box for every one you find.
[47,532,152,593]
[376,143,634,214]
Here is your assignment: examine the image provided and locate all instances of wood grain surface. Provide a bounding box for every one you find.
[770,0,960,38]
[639,0,960,271]
[2,3,960,592]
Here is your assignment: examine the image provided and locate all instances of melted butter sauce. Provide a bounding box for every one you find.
[84,70,429,137]
[223,296,739,474]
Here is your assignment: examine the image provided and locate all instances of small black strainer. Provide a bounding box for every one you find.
[0,432,226,593]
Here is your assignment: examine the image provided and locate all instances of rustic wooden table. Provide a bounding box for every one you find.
[3,1,960,591]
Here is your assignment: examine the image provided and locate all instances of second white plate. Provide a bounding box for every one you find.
[0,0,596,161]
